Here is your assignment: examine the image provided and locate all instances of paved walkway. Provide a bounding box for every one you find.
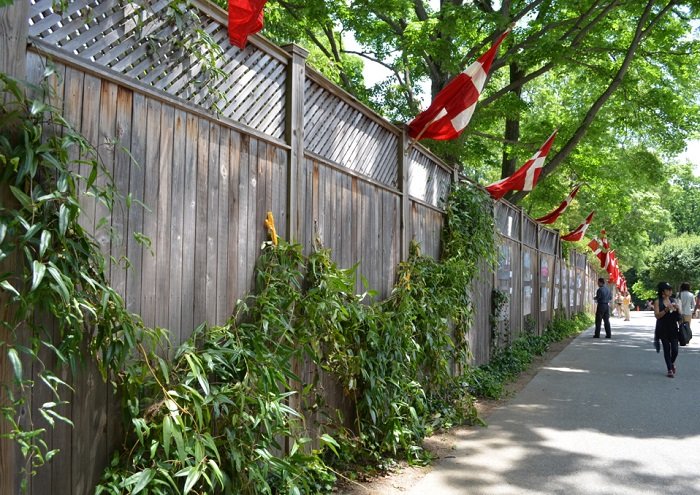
[406,312,700,495]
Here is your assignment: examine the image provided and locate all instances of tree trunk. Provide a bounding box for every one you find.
[501,62,524,179]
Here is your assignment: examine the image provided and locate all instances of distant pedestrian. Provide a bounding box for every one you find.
[621,290,631,321]
[654,281,680,378]
[593,277,612,338]
[614,292,623,318]
[678,282,694,334]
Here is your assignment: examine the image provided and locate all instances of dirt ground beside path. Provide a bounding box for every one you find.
[335,335,578,495]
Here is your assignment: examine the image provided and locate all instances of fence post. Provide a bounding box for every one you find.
[398,128,410,260]
[0,1,28,81]
[1,3,29,493]
[282,44,308,243]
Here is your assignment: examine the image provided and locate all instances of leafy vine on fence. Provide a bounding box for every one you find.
[0,69,162,490]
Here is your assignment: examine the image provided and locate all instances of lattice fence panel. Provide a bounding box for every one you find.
[28,0,287,139]
[304,78,399,187]
[407,149,451,208]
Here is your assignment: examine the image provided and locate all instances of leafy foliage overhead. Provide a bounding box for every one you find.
[247,0,700,278]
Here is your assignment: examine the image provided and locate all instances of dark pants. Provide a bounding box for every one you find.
[661,338,679,371]
[595,304,611,337]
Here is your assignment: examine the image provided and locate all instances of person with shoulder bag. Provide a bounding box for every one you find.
[654,282,681,377]
[678,282,694,344]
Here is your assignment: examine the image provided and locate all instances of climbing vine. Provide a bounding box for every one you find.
[0,69,161,489]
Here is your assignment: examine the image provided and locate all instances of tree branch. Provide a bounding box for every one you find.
[506,0,680,203]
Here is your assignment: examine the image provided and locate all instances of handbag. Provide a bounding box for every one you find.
[680,321,693,346]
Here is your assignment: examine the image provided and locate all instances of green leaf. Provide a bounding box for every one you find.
[1,280,20,297]
[183,467,201,494]
[30,100,47,116]
[31,260,46,291]
[319,433,340,456]
[58,204,69,237]
[39,230,51,257]
[124,468,155,494]
[162,415,172,457]
[46,264,70,303]
[8,348,22,382]
[9,185,33,210]
[185,353,210,396]
[206,459,224,485]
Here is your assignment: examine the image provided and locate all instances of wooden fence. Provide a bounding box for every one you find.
[1,0,596,493]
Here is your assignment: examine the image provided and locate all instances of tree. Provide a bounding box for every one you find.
[647,235,700,288]
[253,0,700,277]
[258,0,700,201]
[668,163,700,236]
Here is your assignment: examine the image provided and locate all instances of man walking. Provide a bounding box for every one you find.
[594,277,612,338]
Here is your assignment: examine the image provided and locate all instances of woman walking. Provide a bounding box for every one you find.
[654,281,680,378]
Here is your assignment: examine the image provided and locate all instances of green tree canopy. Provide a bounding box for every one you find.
[646,234,700,289]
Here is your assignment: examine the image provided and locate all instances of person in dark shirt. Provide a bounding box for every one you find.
[593,277,612,338]
[654,281,680,377]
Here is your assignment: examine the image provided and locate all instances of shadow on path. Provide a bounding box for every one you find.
[407,313,700,495]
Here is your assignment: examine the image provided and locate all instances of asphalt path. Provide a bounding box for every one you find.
[407,311,700,495]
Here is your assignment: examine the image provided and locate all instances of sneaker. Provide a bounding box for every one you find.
[667,370,674,378]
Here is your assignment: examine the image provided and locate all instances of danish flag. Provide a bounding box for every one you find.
[560,211,595,242]
[486,131,557,200]
[407,31,509,141]
[587,237,602,255]
[229,0,267,49]
[534,185,581,224]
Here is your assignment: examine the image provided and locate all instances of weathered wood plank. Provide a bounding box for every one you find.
[206,123,221,323]
[303,158,314,255]
[256,140,269,252]
[110,86,133,300]
[179,114,199,339]
[126,92,147,315]
[193,118,212,330]
[140,97,162,329]
[226,130,241,310]
[236,135,251,301]
[96,80,119,270]
[216,128,231,324]
[0,0,28,81]
[168,109,188,335]
[155,104,175,329]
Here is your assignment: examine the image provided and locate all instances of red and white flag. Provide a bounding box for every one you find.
[607,251,619,277]
[587,237,602,255]
[534,184,580,224]
[600,229,610,250]
[486,131,558,200]
[407,30,508,141]
[229,0,267,49]
[560,211,595,242]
